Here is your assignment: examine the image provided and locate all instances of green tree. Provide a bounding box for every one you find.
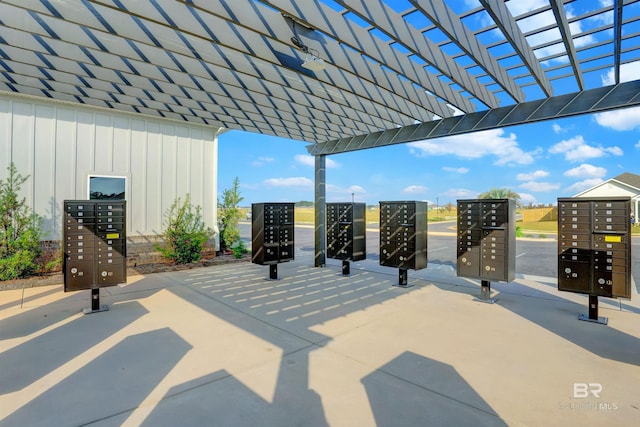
[218,177,244,252]
[156,194,214,264]
[478,187,522,207]
[0,163,42,280]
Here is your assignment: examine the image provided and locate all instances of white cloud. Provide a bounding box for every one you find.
[519,181,561,192]
[407,129,535,165]
[518,192,537,206]
[595,63,640,130]
[549,135,623,162]
[326,184,367,201]
[263,177,313,188]
[594,106,640,131]
[516,170,549,181]
[442,166,469,174]
[252,156,275,167]
[552,123,565,134]
[564,164,607,179]
[294,154,338,168]
[636,140,640,149]
[443,188,477,198]
[565,178,604,194]
[403,185,428,194]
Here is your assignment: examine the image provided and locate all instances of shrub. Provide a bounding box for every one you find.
[231,240,249,259]
[156,194,214,264]
[515,226,524,237]
[218,177,244,252]
[0,163,42,280]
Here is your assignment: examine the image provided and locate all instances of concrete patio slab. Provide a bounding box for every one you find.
[1,250,639,426]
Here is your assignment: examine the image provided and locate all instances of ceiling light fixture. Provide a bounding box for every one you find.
[286,15,327,72]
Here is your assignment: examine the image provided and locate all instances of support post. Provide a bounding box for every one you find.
[269,264,278,280]
[396,268,412,287]
[474,280,498,304]
[342,260,350,275]
[314,155,326,267]
[83,288,108,314]
[578,294,608,325]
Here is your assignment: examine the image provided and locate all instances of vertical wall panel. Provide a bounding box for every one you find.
[130,119,147,233]
[0,93,217,239]
[161,124,177,219]
[10,102,35,206]
[146,121,163,233]
[51,108,81,239]
[175,126,191,199]
[0,98,11,179]
[75,111,95,197]
[112,116,131,174]
[33,105,56,238]
[94,113,113,172]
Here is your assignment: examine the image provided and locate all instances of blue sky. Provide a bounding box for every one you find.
[217,0,640,208]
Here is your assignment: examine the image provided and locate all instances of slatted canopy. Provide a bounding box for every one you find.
[1,0,640,153]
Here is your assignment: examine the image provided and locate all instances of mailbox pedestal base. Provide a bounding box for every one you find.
[578,295,608,325]
[83,288,108,314]
[269,264,278,280]
[395,268,413,288]
[342,260,350,275]
[474,280,498,304]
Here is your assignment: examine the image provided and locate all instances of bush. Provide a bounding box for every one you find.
[515,226,524,237]
[156,194,214,264]
[218,177,244,252]
[231,240,249,259]
[0,163,42,280]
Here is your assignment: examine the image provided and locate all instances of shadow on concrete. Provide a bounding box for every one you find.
[0,286,61,312]
[496,289,640,366]
[1,327,190,427]
[362,352,508,426]
[141,347,328,426]
[0,301,148,394]
[0,292,80,339]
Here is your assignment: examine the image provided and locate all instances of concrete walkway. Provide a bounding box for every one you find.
[1,250,639,426]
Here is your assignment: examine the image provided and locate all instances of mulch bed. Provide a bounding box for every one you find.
[0,253,251,291]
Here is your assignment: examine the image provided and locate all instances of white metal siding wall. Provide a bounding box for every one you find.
[0,93,218,240]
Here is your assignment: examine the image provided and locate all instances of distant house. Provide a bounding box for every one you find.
[574,172,640,215]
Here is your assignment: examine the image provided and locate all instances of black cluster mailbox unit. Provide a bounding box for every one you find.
[457,199,516,302]
[251,203,295,279]
[326,202,366,275]
[63,200,127,313]
[558,197,632,324]
[379,201,428,287]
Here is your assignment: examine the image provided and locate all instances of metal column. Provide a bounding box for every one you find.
[315,155,326,267]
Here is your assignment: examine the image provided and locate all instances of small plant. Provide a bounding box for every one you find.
[156,194,214,264]
[218,177,244,253]
[0,163,42,280]
[515,226,524,237]
[539,233,546,239]
[231,240,249,259]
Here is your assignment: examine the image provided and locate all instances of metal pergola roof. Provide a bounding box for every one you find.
[2,0,640,154]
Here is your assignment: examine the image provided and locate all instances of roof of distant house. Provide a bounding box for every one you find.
[612,173,640,190]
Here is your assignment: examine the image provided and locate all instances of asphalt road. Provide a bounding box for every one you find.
[239,221,640,291]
